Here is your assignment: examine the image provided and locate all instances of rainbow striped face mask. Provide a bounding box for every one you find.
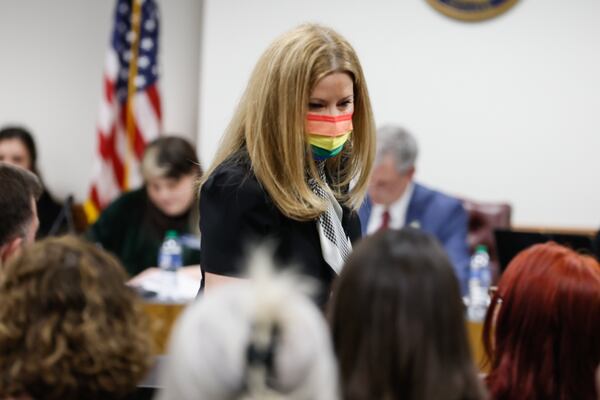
[306,112,353,161]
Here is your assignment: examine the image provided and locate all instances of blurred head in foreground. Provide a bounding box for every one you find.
[0,162,41,264]
[156,249,339,400]
[0,236,152,400]
[329,228,487,400]
[483,242,600,400]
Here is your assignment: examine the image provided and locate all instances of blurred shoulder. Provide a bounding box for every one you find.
[99,188,147,220]
[414,182,462,210]
[202,155,266,202]
[109,187,146,207]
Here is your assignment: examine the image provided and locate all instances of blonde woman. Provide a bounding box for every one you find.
[199,24,375,305]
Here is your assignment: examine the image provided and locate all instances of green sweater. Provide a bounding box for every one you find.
[86,188,200,276]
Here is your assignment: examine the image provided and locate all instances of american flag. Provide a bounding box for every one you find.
[85,0,161,222]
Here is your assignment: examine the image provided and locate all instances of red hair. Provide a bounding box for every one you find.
[483,242,600,400]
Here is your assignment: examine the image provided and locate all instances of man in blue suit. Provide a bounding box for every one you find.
[359,126,470,293]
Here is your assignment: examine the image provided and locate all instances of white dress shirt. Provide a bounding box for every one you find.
[366,183,414,235]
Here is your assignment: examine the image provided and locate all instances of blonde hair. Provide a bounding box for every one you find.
[200,24,375,221]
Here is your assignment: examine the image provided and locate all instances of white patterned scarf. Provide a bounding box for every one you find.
[308,161,352,274]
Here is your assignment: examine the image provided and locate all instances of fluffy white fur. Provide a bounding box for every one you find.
[155,247,339,400]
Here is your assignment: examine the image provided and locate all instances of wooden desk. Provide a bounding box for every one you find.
[144,301,490,373]
[513,225,597,237]
[134,266,201,354]
[143,302,186,354]
[467,320,488,372]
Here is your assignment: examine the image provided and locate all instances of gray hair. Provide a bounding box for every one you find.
[155,249,339,400]
[375,125,418,173]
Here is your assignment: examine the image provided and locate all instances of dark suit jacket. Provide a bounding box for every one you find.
[595,229,600,259]
[36,189,63,238]
[199,157,361,305]
[359,182,470,293]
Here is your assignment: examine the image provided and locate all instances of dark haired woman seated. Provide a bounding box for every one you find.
[86,136,202,277]
[483,242,600,400]
[0,126,63,238]
[329,228,487,400]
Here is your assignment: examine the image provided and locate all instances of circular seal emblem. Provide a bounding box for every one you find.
[426,0,518,22]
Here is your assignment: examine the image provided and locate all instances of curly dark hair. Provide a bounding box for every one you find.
[0,236,153,400]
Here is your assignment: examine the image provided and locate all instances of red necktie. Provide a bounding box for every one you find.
[379,209,391,231]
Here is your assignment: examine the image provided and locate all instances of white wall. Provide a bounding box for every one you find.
[198,0,600,229]
[0,0,202,201]
[1,1,598,228]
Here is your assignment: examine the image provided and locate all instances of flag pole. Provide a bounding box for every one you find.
[125,0,143,190]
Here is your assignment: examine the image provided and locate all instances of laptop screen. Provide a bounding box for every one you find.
[494,229,597,273]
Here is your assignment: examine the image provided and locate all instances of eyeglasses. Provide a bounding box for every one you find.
[488,286,503,305]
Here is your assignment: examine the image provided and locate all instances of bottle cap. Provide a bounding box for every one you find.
[165,230,178,239]
[475,244,488,253]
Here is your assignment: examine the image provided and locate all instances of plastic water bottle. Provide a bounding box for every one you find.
[158,230,183,300]
[467,245,491,321]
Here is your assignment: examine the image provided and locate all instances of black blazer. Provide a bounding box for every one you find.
[199,157,361,304]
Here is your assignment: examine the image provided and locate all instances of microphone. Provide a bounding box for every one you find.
[48,195,75,236]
